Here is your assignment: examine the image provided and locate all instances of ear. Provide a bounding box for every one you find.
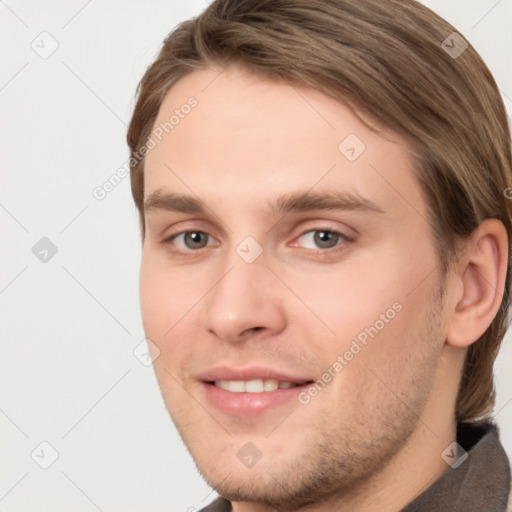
[446,219,509,348]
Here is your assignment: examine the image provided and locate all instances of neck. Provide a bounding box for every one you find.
[232,346,462,512]
[233,419,455,512]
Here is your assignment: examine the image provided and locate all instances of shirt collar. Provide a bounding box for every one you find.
[201,422,511,512]
[401,422,511,511]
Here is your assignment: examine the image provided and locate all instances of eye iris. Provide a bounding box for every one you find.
[314,231,339,249]
[185,232,208,249]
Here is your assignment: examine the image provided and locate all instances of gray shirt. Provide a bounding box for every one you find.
[199,422,511,511]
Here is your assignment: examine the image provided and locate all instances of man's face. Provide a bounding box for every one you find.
[139,65,448,507]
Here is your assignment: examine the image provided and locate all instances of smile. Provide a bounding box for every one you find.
[213,379,300,392]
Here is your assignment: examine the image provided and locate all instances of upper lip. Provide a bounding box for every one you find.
[198,366,313,384]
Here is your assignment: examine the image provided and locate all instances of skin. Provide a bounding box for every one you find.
[138,64,508,512]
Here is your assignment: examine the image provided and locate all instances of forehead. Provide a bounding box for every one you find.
[143,65,426,223]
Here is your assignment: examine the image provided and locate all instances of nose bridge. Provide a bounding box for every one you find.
[202,246,286,342]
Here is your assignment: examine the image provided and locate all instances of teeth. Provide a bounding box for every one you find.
[228,381,245,392]
[246,379,264,392]
[216,380,230,391]
[264,379,279,391]
[214,379,298,393]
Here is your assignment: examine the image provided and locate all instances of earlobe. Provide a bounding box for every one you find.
[446,219,508,348]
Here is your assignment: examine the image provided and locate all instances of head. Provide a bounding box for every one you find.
[128,0,511,508]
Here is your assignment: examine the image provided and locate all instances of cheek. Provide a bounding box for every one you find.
[139,254,210,378]
[278,241,438,363]
[139,260,169,336]
[139,252,197,336]
[280,264,405,342]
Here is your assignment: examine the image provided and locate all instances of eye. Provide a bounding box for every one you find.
[165,231,216,251]
[294,229,349,250]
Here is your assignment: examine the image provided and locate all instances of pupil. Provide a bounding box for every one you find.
[186,232,206,249]
[314,231,338,248]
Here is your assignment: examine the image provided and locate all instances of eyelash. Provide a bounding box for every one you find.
[161,228,353,256]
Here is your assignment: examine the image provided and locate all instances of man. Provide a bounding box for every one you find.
[127,0,511,510]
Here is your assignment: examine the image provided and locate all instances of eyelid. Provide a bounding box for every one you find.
[290,227,353,249]
[162,229,218,248]
[158,218,220,245]
[160,218,355,255]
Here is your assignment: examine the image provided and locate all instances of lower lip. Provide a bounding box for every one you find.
[201,382,309,416]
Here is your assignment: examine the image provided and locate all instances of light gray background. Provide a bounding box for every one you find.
[1,1,511,511]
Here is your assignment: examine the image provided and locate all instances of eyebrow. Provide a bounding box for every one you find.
[143,189,385,217]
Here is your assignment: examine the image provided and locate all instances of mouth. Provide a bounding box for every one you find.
[210,379,303,393]
[198,368,314,416]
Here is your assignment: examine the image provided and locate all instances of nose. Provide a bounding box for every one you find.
[202,255,287,344]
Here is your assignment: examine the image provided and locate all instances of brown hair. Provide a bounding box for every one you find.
[127,0,512,422]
